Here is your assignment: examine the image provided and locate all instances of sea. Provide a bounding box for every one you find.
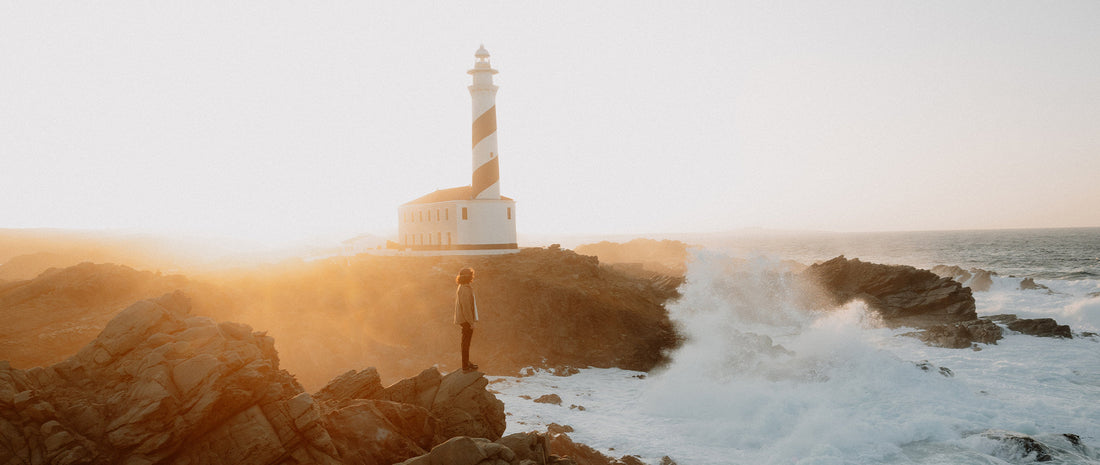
[494,228,1100,465]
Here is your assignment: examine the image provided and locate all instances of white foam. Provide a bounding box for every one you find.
[492,251,1100,465]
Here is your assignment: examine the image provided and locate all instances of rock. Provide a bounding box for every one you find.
[801,256,976,327]
[429,369,507,440]
[547,423,574,434]
[0,292,512,465]
[978,430,1054,462]
[0,292,343,465]
[913,361,954,377]
[962,319,1003,344]
[918,319,1003,348]
[930,266,996,292]
[660,457,678,465]
[496,431,551,464]
[931,265,972,284]
[322,399,439,465]
[1007,318,1072,339]
[986,315,1072,338]
[397,436,516,465]
[969,269,995,292]
[535,394,563,405]
[1020,277,1051,292]
[548,432,619,465]
[313,368,384,405]
[918,324,973,349]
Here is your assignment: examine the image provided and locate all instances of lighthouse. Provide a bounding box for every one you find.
[469,45,500,200]
[396,46,519,254]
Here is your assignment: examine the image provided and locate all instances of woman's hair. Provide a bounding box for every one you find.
[455,267,474,285]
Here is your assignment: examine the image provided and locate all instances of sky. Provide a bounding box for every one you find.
[2,1,1098,246]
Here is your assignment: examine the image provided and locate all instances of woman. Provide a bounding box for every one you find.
[454,267,479,372]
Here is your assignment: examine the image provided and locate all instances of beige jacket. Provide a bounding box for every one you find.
[454,284,479,325]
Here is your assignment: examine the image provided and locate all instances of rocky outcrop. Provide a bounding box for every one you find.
[801,256,977,327]
[918,319,1003,348]
[0,291,341,464]
[0,262,198,370]
[931,265,996,292]
[1,247,681,389]
[1019,277,1052,292]
[985,315,1073,339]
[0,292,510,465]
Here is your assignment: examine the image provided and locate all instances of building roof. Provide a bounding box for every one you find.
[403,185,512,205]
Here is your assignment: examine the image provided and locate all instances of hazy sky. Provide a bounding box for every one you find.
[3,1,1098,245]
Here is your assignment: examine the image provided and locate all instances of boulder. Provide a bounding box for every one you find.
[396,436,516,465]
[801,256,976,327]
[534,394,563,405]
[930,265,995,292]
[985,315,1072,338]
[497,431,551,464]
[918,319,1003,348]
[0,291,510,465]
[1020,278,1051,292]
[0,291,343,465]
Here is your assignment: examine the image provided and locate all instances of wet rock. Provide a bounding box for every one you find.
[1007,318,1072,339]
[1020,278,1051,292]
[801,256,976,327]
[535,394,563,405]
[980,430,1053,462]
[987,315,1073,339]
[548,423,574,434]
[931,266,997,292]
[918,318,1004,348]
[913,360,954,377]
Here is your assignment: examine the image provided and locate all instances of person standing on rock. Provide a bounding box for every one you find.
[454,267,479,372]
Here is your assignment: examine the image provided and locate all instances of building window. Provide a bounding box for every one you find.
[419,211,423,222]
[507,207,512,220]
[436,209,440,221]
[445,209,449,220]
[437,232,441,245]
[447,232,451,245]
[462,207,468,220]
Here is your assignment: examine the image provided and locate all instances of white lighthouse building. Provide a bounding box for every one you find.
[397,46,519,254]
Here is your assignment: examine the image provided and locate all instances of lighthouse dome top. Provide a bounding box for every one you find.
[475,45,490,58]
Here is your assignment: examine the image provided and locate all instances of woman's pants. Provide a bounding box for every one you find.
[461,323,473,368]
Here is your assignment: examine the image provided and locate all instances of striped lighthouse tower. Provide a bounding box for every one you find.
[468,45,501,200]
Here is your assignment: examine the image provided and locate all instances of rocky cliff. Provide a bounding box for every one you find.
[0,292,511,465]
[0,247,680,389]
[800,255,977,327]
[1,292,647,465]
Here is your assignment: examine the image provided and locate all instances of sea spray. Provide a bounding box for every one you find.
[493,246,1100,464]
[643,251,984,463]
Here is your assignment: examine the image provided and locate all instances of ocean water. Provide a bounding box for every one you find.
[492,228,1100,465]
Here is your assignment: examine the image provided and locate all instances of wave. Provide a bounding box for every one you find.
[637,251,1100,464]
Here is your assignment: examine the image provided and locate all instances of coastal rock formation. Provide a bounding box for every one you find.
[985,315,1072,339]
[0,292,509,465]
[931,265,996,292]
[0,262,202,369]
[918,319,1003,348]
[0,291,342,464]
[801,256,977,327]
[1019,277,1052,292]
[0,247,680,388]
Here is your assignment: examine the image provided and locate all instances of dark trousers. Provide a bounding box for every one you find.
[460,323,473,368]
